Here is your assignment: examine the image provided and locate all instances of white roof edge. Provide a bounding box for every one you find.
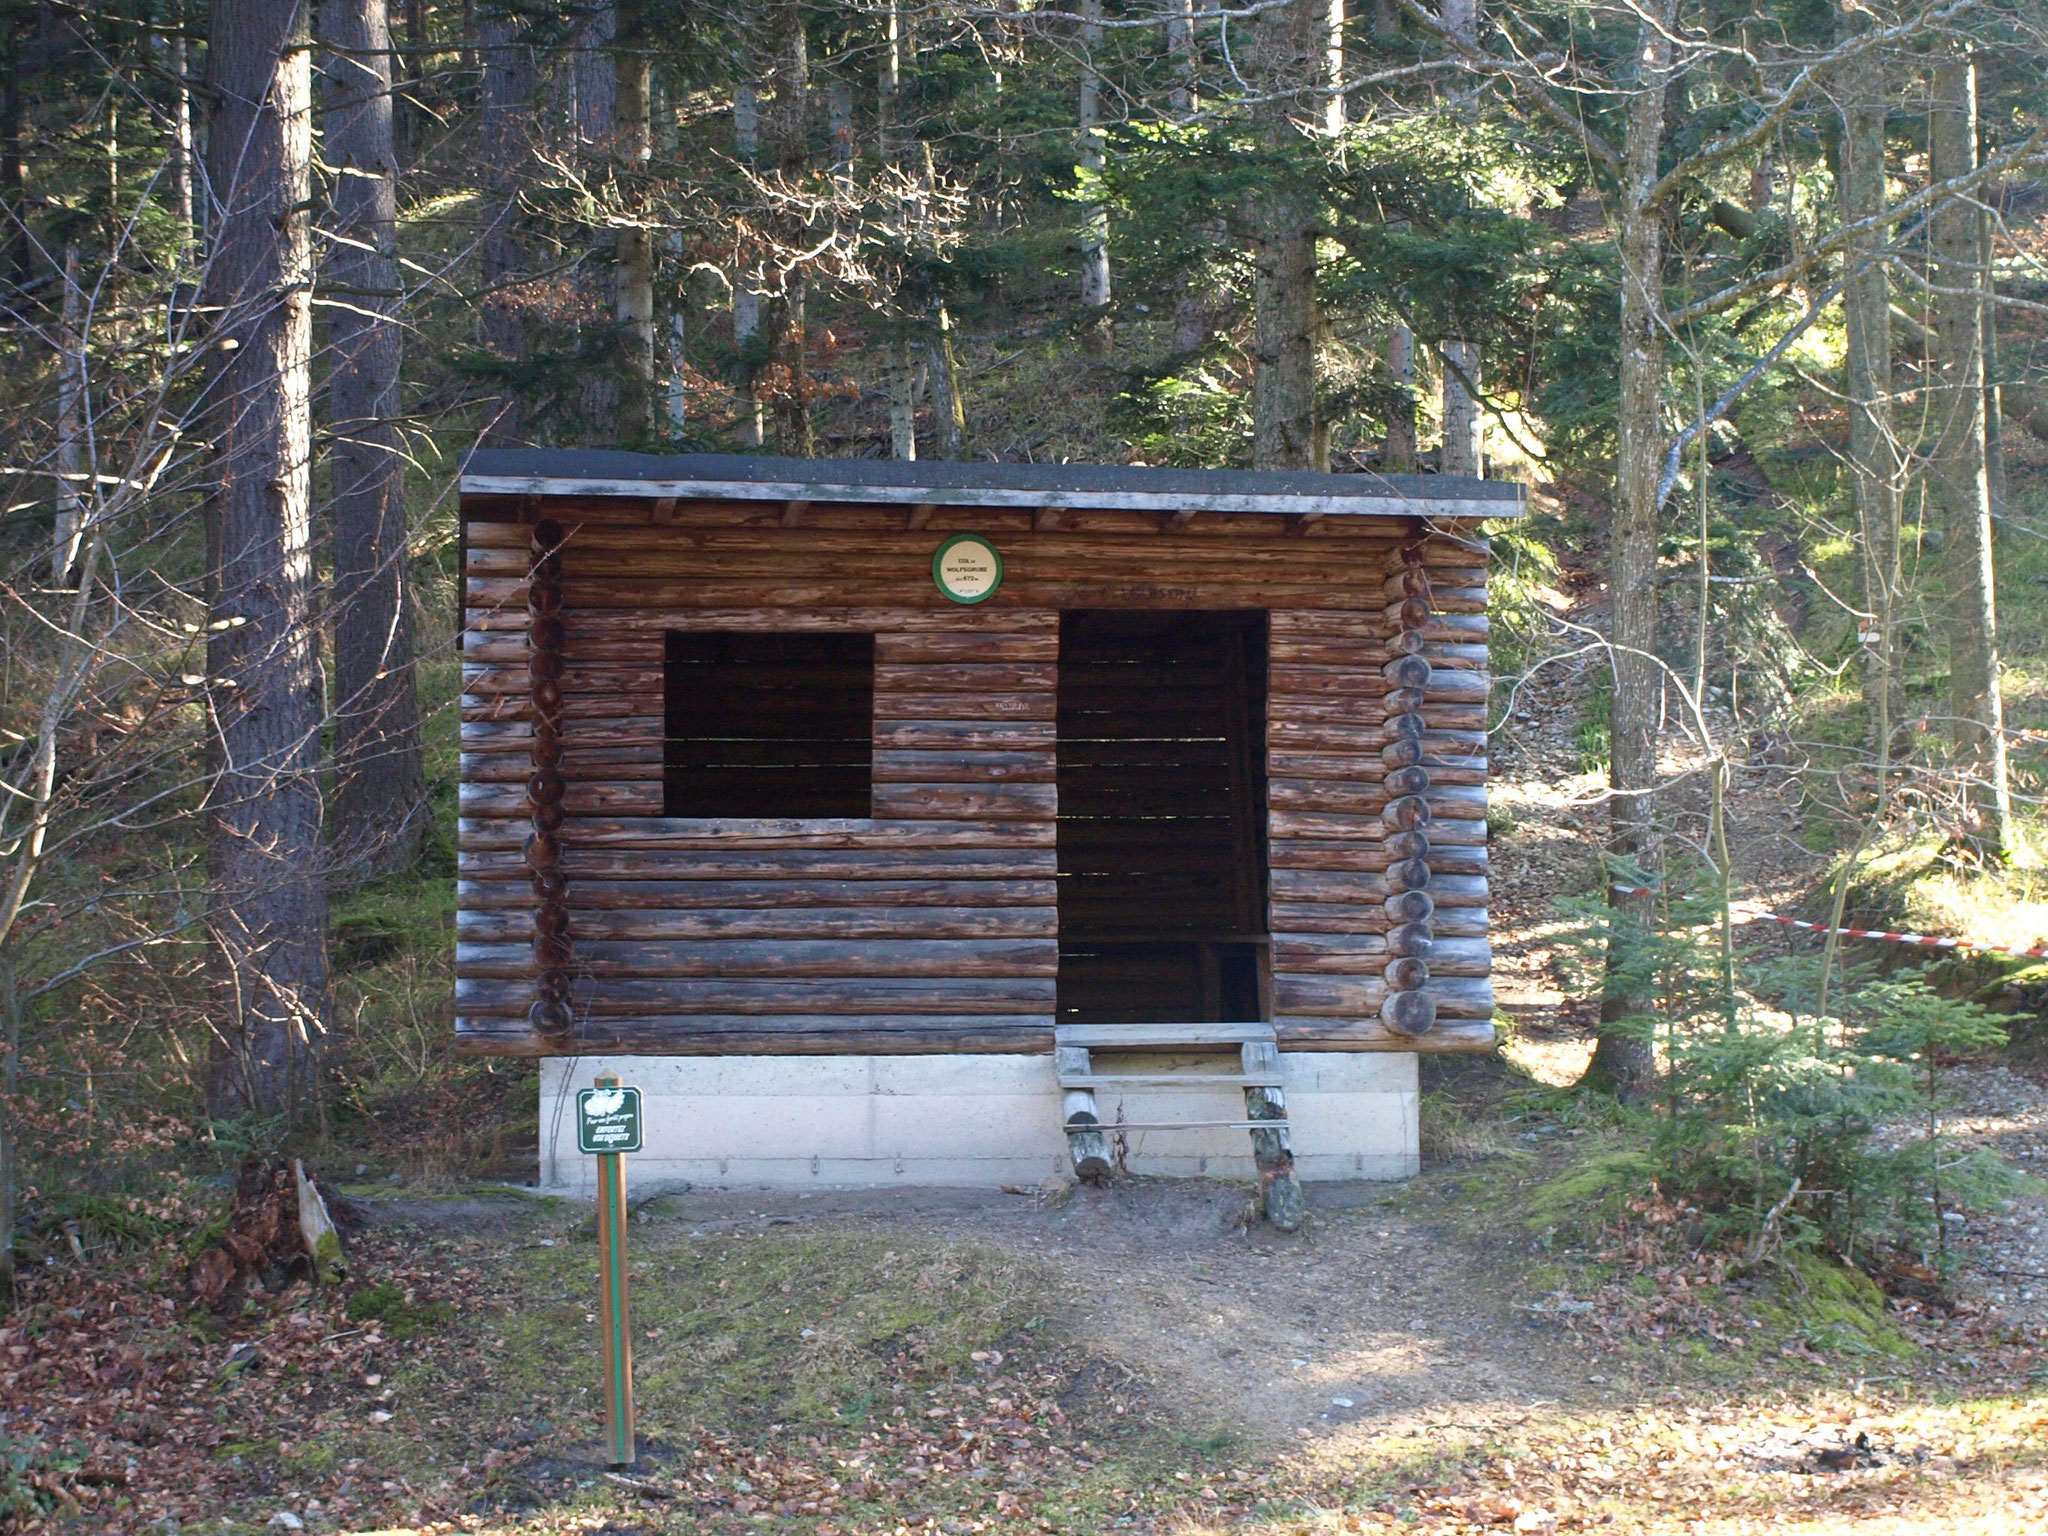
[458,473,1524,520]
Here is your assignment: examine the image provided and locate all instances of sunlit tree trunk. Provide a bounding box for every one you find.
[1437,0,1482,478]
[1077,0,1111,354]
[766,0,811,455]
[1926,53,2015,861]
[1837,38,1902,761]
[733,75,764,448]
[53,245,83,585]
[1582,0,1674,1101]
[322,0,424,875]
[1383,321,1418,470]
[202,0,331,1119]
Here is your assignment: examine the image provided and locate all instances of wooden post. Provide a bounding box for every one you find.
[593,1069,635,1467]
[1056,1045,1112,1184]
[528,520,573,1041]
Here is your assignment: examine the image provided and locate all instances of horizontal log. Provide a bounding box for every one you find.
[461,876,1056,910]
[1274,973,1493,1018]
[453,1015,1060,1057]
[462,749,662,783]
[513,815,1059,850]
[1273,1017,1496,1054]
[870,749,1057,783]
[874,692,1058,721]
[459,905,1058,941]
[457,937,1058,979]
[1270,867,1489,904]
[1269,665,1392,699]
[1271,934,1491,976]
[874,720,1058,750]
[455,974,1056,1014]
[551,606,1061,635]
[872,783,1058,821]
[1270,902,1488,937]
[875,631,1061,663]
[1269,802,1483,843]
[875,662,1057,693]
[461,846,1059,881]
[459,781,661,818]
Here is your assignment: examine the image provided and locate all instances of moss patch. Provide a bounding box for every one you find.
[1524,1150,1663,1238]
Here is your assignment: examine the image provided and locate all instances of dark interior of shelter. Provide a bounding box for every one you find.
[664,631,877,818]
[1056,610,1270,1025]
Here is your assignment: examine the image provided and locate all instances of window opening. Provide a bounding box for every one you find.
[664,631,875,818]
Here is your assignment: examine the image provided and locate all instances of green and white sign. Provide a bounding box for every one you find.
[932,533,1004,604]
[576,1083,644,1154]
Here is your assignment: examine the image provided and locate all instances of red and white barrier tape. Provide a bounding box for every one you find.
[1607,883,2048,962]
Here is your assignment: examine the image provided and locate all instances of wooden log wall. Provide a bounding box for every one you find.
[456,494,1494,1057]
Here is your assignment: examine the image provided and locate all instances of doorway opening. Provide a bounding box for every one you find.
[1056,610,1269,1026]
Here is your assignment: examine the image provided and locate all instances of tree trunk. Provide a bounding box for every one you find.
[929,301,965,458]
[614,0,655,434]
[1166,0,1196,114]
[732,76,764,447]
[1077,0,1111,354]
[1926,54,2016,861]
[1582,0,1673,1101]
[1436,0,1481,479]
[1248,0,1325,471]
[766,0,810,453]
[322,0,424,877]
[53,244,83,585]
[171,32,197,246]
[477,1,535,444]
[1383,321,1417,470]
[1837,39,1902,762]
[1440,337,1482,476]
[202,0,330,1120]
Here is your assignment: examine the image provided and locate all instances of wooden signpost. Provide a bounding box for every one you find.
[576,1071,642,1467]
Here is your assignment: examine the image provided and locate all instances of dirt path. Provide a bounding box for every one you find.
[629,1176,1601,1452]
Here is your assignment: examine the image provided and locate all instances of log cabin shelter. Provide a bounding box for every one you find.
[457,450,1522,1209]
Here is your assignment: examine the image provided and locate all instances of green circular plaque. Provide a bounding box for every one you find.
[931,533,1004,605]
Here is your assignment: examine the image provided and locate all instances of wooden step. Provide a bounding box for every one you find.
[1057,1070,1284,1090]
[1053,1022,1277,1050]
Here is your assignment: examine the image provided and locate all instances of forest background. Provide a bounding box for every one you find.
[4,0,2048,1494]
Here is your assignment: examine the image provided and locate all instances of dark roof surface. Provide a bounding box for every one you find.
[460,450,1524,518]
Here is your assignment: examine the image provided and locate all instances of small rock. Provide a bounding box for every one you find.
[267,1515,304,1531]
[1331,1396,1355,1408]
[369,1410,394,1423]
[385,1172,403,1185]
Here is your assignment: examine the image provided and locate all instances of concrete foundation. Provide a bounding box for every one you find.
[538,1051,1418,1193]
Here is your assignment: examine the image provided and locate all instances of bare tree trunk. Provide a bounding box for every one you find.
[1926,53,2015,861]
[766,0,810,454]
[614,0,655,433]
[202,0,331,1121]
[477,1,535,444]
[171,32,197,246]
[1248,0,1325,471]
[1436,0,1481,478]
[1383,320,1417,470]
[53,245,83,585]
[929,302,965,458]
[1323,0,1344,135]
[732,76,764,447]
[1838,38,1902,761]
[1166,0,1196,114]
[322,0,424,876]
[1439,337,1482,475]
[572,3,615,147]
[1077,0,1111,354]
[1582,0,1673,1101]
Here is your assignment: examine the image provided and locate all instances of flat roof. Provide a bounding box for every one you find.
[460,450,1525,520]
